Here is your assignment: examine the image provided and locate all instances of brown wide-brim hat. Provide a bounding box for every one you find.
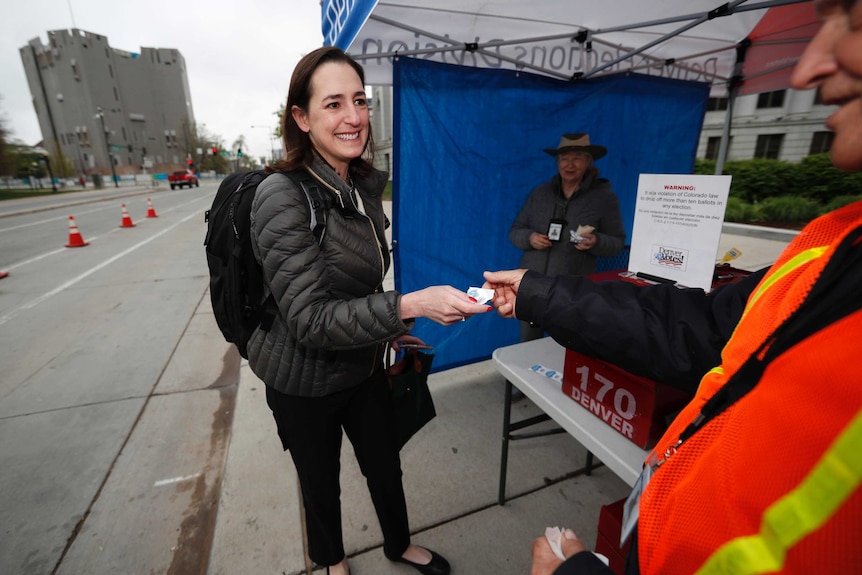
[543,133,607,160]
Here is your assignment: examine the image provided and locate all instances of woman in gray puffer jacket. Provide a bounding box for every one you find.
[248,47,489,575]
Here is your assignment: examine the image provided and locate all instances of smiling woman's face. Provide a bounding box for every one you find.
[791,0,862,171]
[291,61,369,179]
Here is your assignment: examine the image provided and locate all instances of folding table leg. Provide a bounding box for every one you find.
[498,379,514,505]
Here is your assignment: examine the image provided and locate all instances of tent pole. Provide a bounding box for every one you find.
[715,84,735,175]
[716,38,750,175]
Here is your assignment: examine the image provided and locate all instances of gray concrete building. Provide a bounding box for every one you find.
[20,29,195,178]
[697,88,837,163]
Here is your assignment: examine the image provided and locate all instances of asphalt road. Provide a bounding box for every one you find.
[0,182,232,574]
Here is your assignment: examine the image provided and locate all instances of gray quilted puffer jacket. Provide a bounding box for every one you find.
[247,157,411,397]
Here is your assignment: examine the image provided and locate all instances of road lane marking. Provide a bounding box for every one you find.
[0,189,211,233]
[153,473,202,487]
[0,210,200,327]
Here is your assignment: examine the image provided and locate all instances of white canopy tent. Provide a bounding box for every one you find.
[323,0,811,90]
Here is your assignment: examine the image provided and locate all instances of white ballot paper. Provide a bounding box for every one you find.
[544,527,610,565]
[467,286,495,305]
[628,174,731,292]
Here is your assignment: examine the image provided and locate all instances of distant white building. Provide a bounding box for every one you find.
[369,86,394,177]
[20,29,195,177]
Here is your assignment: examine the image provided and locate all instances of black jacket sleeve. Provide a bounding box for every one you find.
[553,551,616,575]
[515,268,768,393]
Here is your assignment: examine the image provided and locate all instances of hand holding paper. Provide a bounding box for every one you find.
[570,224,596,244]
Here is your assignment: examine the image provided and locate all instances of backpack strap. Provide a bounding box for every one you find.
[283,169,332,244]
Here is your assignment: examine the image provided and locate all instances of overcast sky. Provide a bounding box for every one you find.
[1,0,324,162]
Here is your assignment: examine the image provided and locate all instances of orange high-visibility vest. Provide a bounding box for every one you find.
[637,201,862,574]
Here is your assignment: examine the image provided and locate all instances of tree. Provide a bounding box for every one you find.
[232,135,255,171]
[0,96,13,178]
[274,104,285,140]
[187,124,230,174]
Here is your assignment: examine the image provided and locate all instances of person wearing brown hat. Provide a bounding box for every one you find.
[509,132,626,345]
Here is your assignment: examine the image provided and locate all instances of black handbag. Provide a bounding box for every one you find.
[387,347,436,449]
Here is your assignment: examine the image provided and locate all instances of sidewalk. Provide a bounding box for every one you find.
[203,217,797,574]
[0,182,168,218]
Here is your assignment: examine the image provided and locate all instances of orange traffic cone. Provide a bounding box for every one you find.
[65,215,89,247]
[120,203,136,228]
[146,197,158,218]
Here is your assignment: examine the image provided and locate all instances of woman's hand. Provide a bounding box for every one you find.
[530,232,553,250]
[573,232,596,251]
[482,269,528,319]
[390,333,430,353]
[530,529,587,575]
[400,286,492,326]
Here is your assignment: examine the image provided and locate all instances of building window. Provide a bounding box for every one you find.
[704,136,723,160]
[756,89,786,109]
[754,134,784,159]
[809,131,835,155]
[706,97,728,111]
[113,86,119,101]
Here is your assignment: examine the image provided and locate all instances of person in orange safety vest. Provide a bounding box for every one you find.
[483,0,862,573]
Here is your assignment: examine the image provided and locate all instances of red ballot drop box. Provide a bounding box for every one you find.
[562,350,690,449]
[595,497,631,575]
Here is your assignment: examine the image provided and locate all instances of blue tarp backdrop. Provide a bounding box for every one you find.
[391,57,709,372]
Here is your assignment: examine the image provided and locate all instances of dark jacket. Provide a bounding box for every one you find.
[515,267,767,395]
[510,173,626,276]
[247,157,411,397]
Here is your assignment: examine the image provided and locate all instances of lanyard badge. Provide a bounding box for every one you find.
[620,441,679,547]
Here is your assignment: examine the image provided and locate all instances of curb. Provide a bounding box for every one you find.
[721,222,801,242]
[0,185,168,218]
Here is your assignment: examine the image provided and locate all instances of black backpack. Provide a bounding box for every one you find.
[204,169,331,359]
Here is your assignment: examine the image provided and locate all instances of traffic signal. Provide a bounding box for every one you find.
[128,144,133,153]
[187,158,193,165]
[212,146,218,156]
[237,147,243,157]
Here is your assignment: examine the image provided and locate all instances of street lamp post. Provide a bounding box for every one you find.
[41,155,58,193]
[96,106,119,188]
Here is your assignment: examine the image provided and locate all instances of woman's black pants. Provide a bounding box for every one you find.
[265,368,411,567]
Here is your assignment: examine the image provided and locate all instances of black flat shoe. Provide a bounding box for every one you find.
[392,549,450,575]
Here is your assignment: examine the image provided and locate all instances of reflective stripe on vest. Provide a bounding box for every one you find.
[695,409,862,575]
[741,246,828,321]
[689,246,828,399]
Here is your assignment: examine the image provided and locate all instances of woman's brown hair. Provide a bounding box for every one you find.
[267,46,375,178]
